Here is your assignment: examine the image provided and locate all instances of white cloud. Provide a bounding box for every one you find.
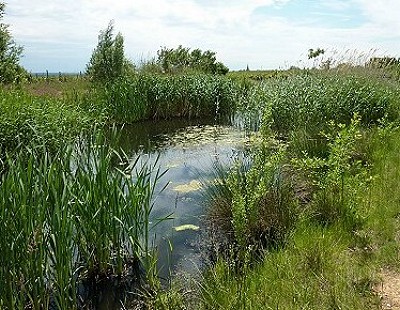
[321,0,352,11]
[3,0,400,72]
[355,0,400,34]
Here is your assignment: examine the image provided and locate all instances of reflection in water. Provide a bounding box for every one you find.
[110,116,251,282]
[113,116,233,154]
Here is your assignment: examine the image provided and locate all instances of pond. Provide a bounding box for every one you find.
[114,117,252,281]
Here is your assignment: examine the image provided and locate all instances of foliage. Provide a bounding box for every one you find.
[206,143,299,255]
[92,73,238,123]
[194,69,400,309]
[155,45,229,75]
[0,2,25,83]
[361,126,400,268]
[0,88,91,158]
[3,49,400,309]
[199,223,376,310]
[308,47,325,59]
[292,115,368,229]
[260,72,399,134]
[86,21,134,84]
[196,122,400,310]
[0,130,165,309]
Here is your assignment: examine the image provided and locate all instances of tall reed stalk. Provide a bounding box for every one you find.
[92,73,238,123]
[0,130,164,309]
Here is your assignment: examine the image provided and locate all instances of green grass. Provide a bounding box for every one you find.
[195,124,400,310]
[2,66,400,309]
[199,222,377,310]
[362,126,400,268]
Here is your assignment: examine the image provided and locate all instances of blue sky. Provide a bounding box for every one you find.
[4,0,400,72]
[254,1,366,28]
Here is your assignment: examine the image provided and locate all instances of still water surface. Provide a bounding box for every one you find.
[83,117,254,308]
[115,117,250,280]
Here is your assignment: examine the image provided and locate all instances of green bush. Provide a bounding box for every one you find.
[0,2,25,84]
[292,116,369,230]
[149,45,229,75]
[206,143,299,254]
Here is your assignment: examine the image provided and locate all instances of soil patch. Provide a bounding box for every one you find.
[375,269,400,310]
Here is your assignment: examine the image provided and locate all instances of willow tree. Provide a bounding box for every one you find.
[0,2,24,83]
[86,21,133,83]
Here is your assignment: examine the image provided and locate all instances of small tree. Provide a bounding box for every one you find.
[0,2,24,83]
[308,48,325,59]
[86,21,133,83]
[156,45,229,75]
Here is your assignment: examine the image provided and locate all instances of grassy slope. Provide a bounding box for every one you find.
[367,127,400,269]
[193,129,400,310]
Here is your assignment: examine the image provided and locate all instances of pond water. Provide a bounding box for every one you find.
[114,117,251,281]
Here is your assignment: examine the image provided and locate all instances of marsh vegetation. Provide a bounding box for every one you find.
[2,4,400,309]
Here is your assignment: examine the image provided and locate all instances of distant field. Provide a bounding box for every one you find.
[17,75,90,97]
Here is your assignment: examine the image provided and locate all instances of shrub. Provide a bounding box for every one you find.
[86,21,134,84]
[292,116,368,230]
[206,143,299,254]
[0,2,25,83]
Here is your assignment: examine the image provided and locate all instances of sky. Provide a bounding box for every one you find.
[3,0,400,73]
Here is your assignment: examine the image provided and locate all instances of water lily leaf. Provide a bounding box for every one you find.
[174,224,200,232]
[165,162,180,169]
[172,180,202,193]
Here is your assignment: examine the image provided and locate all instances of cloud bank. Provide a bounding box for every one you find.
[4,0,400,72]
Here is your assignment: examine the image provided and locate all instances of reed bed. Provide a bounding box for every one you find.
[259,71,400,134]
[0,88,91,157]
[90,73,239,123]
[0,132,164,309]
